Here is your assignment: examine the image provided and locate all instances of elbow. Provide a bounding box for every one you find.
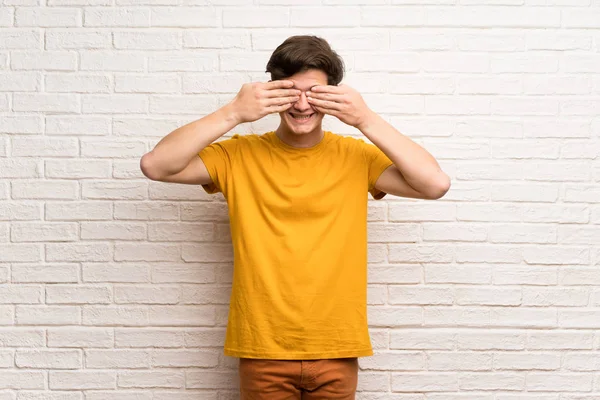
[426,174,451,200]
[140,152,163,181]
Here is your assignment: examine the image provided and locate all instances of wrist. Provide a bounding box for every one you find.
[224,100,244,125]
[356,109,379,132]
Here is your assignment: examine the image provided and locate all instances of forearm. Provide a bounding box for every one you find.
[145,102,240,176]
[358,112,450,195]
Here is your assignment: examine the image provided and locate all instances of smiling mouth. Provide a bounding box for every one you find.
[289,112,315,121]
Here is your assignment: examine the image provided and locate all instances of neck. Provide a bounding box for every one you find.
[275,124,324,148]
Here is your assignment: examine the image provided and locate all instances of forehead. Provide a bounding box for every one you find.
[288,69,328,91]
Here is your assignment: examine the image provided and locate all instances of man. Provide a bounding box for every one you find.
[140,35,450,399]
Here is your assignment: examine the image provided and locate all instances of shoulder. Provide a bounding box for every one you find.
[327,131,367,152]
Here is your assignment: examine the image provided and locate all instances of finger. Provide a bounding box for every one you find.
[265,95,299,106]
[264,88,301,98]
[306,91,345,102]
[264,80,294,89]
[267,102,294,114]
[306,96,342,111]
[311,85,343,94]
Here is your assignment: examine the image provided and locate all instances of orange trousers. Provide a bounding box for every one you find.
[238,357,359,399]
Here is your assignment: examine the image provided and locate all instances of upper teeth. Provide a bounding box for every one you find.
[294,115,311,119]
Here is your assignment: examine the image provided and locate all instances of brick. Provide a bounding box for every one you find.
[182,73,246,94]
[0,371,45,389]
[81,139,146,158]
[113,117,180,137]
[11,222,78,242]
[49,0,110,4]
[81,51,145,71]
[558,225,600,244]
[354,52,420,72]
[16,305,80,325]
[0,29,41,49]
[115,328,184,348]
[149,95,217,114]
[114,243,179,262]
[85,7,149,27]
[184,29,249,49]
[12,264,79,283]
[527,32,592,50]
[81,222,146,240]
[562,9,600,28]
[12,180,78,200]
[223,8,288,28]
[148,222,213,242]
[85,350,150,368]
[219,52,271,72]
[361,7,425,27]
[0,71,41,91]
[427,6,560,27]
[561,140,600,159]
[0,203,41,220]
[523,76,592,95]
[83,263,150,283]
[152,263,215,284]
[118,370,184,389]
[523,287,589,307]
[424,221,487,242]
[524,118,590,138]
[16,8,81,26]
[459,34,525,52]
[11,51,76,70]
[13,93,79,113]
[149,54,217,72]
[151,7,217,27]
[459,373,525,390]
[46,243,111,262]
[565,184,600,203]
[114,201,179,220]
[389,76,455,94]
[388,286,452,305]
[45,73,111,93]
[492,140,559,159]
[48,327,114,348]
[16,349,81,369]
[391,372,458,391]
[367,223,419,243]
[0,158,40,178]
[46,201,112,221]
[527,373,592,391]
[82,94,148,114]
[49,371,116,390]
[114,285,179,304]
[46,30,111,49]
[46,285,111,304]
[389,203,456,222]
[523,246,589,265]
[46,159,111,179]
[114,31,181,50]
[82,181,147,200]
[0,7,13,26]
[148,305,215,326]
[391,32,454,50]
[115,74,179,93]
[426,96,490,115]
[46,116,111,135]
[12,137,78,157]
[428,351,492,371]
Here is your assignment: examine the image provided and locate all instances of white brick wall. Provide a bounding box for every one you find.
[1,0,599,397]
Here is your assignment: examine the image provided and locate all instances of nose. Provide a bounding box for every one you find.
[293,91,312,112]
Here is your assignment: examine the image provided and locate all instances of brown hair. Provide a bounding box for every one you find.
[266,35,344,86]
